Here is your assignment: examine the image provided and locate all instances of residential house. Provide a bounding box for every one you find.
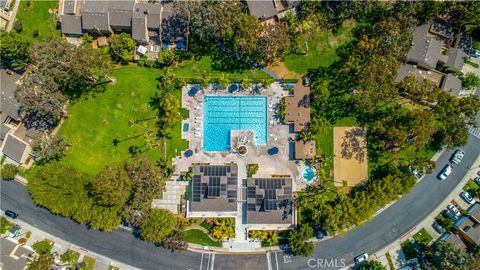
[0,69,39,165]
[284,81,316,159]
[187,164,238,218]
[245,177,294,228]
[439,232,468,251]
[406,24,443,70]
[245,0,296,22]
[59,0,164,44]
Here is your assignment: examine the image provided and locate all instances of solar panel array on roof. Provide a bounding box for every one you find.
[208,186,220,197]
[201,166,227,176]
[227,177,237,185]
[265,189,276,199]
[192,175,202,202]
[247,187,256,198]
[256,178,284,189]
[227,190,237,199]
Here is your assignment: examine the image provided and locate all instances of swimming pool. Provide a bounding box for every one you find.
[203,96,267,151]
[302,166,316,183]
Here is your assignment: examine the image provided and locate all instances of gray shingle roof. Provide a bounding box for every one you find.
[0,125,11,141]
[61,15,83,35]
[1,134,27,163]
[245,178,293,224]
[81,1,110,32]
[108,1,134,28]
[407,24,442,69]
[441,73,463,97]
[63,0,77,14]
[446,48,466,72]
[134,3,161,29]
[0,69,22,121]
[189,165,238,213]
[132,16,147,42]
[246,0,277,20]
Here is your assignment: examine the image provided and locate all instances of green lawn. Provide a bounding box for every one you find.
[59,65,188,174]
[173,56,270,82]
[412,228,433,245]
[464,179,479,192]
[283,20,355,75]
[82,256,96,270]
[184,229,222,247]
[14,0,60,41]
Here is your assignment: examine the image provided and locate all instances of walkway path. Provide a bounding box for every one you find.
[6,0,20,32]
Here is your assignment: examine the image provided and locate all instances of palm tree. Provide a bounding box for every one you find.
[201,72,211,89]
[219,73,230,89]
[260,77,273,90]
[241,76,252,91]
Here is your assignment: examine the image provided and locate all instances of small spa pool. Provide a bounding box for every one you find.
[302,166,316,182]
[183,123,189,132]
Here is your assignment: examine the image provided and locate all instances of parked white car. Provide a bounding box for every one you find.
[450,149,465,165]
[460,192,475,204]
[354,253,368,265]
[447,204,461,217]
[438,165,452,180]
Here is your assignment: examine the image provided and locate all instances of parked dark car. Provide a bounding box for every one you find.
[315,225,328,239]
[432,222,445,234]
[4,210,18,219]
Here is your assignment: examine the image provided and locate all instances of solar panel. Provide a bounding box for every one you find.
[265,189,276,199]
[208,186,220,197]
[228,198,236,203]
[228,177,236,185]
[227,190,237,199]
[282,179,285,185]
[255,179,258,185]
[247,187,256,198]
[264,199,277,211]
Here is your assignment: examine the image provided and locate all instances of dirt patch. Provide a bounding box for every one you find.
[333,127,368,187]
[268,61,301,80]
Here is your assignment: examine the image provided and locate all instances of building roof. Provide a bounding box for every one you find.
[443,232,468,251]
[63,0,77,15]
[429,20,455,39]
[61,15,83,35]
[134,2,161,29]
[446,48,466,72]
[407,24,443,68]
[0,238,30,270]
[245,178,293,224]
[396,64,444,87]
[459,217,480,245]
[0,125,11,141]
[468,203,480,223]
[295,140,316,160]
[108,1,134,28]
[285,82,311,132]
[1,69,22,121]
[441,73,463,97]
[246,0,277,20]
[189,165,238,213]
[132,16,147,42]
[1,134,27,163]
[81,1,110,32]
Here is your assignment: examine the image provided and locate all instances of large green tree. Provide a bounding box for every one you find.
[90,163,132,207]
[108,33,136,63]
[426,241,472,270]
[140,209,176,243]
[288,224,314,257]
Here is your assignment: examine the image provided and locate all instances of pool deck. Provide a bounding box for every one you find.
[176,83,305,189]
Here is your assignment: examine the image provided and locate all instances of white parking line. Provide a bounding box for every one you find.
[199,253,204,270]
[210,254,215,270]
[469,126,480,139]
[274,252,279,270]
[266,252,272,270]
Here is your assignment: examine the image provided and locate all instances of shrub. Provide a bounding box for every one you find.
[18,238,27,245]
[26,231,31,239]
[247,164,259,178]
[32,239,53,255]
[13,21,23,33]
[32,29,39,37]
[1,164,17,180]
[0,217,13,234]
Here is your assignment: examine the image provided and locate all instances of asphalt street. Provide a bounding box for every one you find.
[2,88,480,270]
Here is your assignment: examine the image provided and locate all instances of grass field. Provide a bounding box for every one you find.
[281,20,355,76]
[173,56,270,82]
[14,0,60,41]
[59,65,188,174]
[184,229,222,247]
[412,228,433,245]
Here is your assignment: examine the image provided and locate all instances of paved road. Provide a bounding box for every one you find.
[2,91,480,270]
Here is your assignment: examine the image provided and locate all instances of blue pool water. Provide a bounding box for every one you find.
[183,123,189,132]
[302,167,316,182]
[203,96,267,151]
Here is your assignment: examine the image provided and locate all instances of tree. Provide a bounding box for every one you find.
[219,73,230,89]
[358,260,386,270]
[88,205,122,232]
[1,217,13,234]
[158,93,182,138]
[32,135,69,163]
[123,157,166,226]
[232,14,261,59]
[109,33,136,63]
[60,250,80,266]
[288,224,314,257]
[1,164,18,180]
[27,252,55,270]
[256,22,291,64]
[90,163,132,207]
[162,230,188,251]
[461,73,480,90]
[426,241,472,270]
[0,32,30,61]
[241,76,252,91]
[32,240,52,255]
[140,209,176,243]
